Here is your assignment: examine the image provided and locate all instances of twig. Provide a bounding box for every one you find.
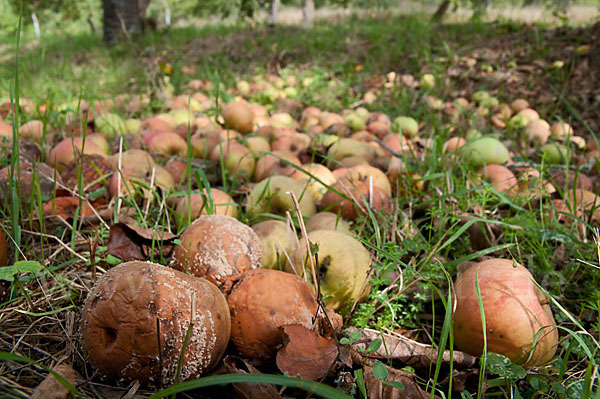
[21,229,87,263]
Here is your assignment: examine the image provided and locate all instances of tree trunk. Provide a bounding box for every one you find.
[431,0,451,22]
[302,0,315,28]
[102,0,142,43]
[268,0,280,25]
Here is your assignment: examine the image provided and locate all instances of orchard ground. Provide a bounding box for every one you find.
[0,4,600,399]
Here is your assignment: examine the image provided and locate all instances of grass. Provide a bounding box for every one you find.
[1,6,600,399]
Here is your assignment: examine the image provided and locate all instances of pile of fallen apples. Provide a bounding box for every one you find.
[0,68,598,387]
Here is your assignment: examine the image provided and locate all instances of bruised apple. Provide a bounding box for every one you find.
[228,269,318,361]
[453,258,558,367]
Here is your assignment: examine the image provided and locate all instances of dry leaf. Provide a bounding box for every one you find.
[223,355,281,399]
[30,363,79,399]
[364,363,433,399]
[440,368,481,393]
[349,327,477,369]
[276,324,338,380]
[107,222,175,261]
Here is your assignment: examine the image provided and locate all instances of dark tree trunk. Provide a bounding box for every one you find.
[102,0,142,43]
[431,0,451,22]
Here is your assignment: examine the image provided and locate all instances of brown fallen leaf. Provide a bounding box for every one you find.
[348,327,477,369]
[364,363,433,399]
[30,363,80,399]
[276,324,338,381]
[223,355,281,399]
[440,368,482,393]
[42,197,97,221]
[107,222,175,261]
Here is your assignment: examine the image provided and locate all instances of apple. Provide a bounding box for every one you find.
[0,120,12,137]
[190,129,221,159]
[244,135,270,157]
[306,212,351,234]
[269,113,295,129]
[48,137,106,172]
[271,132,311,155]
[471,91,490,104]
[246,175,317,219]
[526,119,551,146]
[95,113,127,138]
[344,113,366,132]
[342,164,392,197]
[510,98,530,113]
[477,164,518,194]
[146,131,188,157]
[288,229,371,310]
[125,118,142,135]
[139,116,175,134]
[392,116,419,138]
[254,151,301,182]
[251,220,293,270]
[319,112,344,130]
[517,108,540,123]
[419,73,435,89]
[541,143,569,164]
[453,258,558,367]
[171,108,193,127]
[174,189,238,228]
[550,121,573,138]
[223,101,254,134]
[155,113,178,130]
[19,120,44,141]
[108,149,155,172]
[459,136,510,168]
[320,179,391,221]
[442,137,466,153]
[326,138,372,169]
[290,163,337,202]
[211,141,255,179]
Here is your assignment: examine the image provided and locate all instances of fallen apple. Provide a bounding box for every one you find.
[453,258,558,367]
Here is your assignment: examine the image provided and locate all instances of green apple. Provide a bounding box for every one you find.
[246,175,316,218]
[289,229,370,310]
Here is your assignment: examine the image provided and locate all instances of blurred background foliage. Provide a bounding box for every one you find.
[0,0,596,38]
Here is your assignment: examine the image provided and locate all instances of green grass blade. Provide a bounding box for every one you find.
[149,373,352,399]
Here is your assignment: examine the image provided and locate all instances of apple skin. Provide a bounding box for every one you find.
[306,212,351,234]
[47,137,106,173]
[145,131,188,157]
[222,101,254,134]
[174,189,238,229]
[20,120,44,141]
[251,220,293,270]
[210,141,255,179]
[253,151,301,182]
[290,163,337,202]
[246,175,316,219]
[476,164,518,194]
[453,258,558,367]
[289,229,371,311]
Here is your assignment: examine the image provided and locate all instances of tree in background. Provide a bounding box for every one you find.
[432,0,576,21]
